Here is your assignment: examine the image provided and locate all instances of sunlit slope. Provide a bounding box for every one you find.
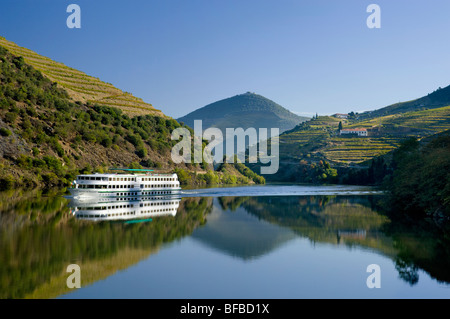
[358,85,450,120]
[0,36,163,117]
[279,105,450,164]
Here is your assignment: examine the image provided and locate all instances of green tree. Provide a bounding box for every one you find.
[0,128,11,136]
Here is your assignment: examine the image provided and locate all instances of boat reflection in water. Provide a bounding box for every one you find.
[69,194,181,222]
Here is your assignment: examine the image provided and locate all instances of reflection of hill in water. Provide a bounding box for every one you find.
[191,199,297,260]
[242,196,395,255]
[192,196,394,261]
[207,195,450,285]
[0,191,212,299]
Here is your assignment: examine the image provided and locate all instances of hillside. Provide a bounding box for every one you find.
[385,129,450,219]
[359,84,450,120]
[248,85,450,182]
[0,45,263,188]
[178,92,308,134]
[0,36,163,117]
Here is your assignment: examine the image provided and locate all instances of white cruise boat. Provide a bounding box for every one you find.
[69,169,181,200]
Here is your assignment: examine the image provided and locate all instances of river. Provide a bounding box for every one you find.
[0,184,449,299]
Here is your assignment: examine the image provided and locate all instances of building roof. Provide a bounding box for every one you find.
[340,128,367,132]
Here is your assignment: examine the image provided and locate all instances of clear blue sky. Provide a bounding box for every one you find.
[1,0,449,118]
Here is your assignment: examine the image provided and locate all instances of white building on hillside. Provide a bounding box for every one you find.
[333,113,349,119]
[340,128,368,137]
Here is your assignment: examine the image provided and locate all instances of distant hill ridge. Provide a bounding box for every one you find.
[178,92,308,133]
[359,84,450,119]
[0,36,164,117]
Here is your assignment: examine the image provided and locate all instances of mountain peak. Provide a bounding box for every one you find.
[177,93,308,133]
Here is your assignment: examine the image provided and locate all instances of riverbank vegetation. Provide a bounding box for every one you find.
[340,131,450,221]
[385,132,450,219]
[174,161,265,186]
[0,45,264,189]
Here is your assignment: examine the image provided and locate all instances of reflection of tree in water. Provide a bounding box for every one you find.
[395,258,419,286]
[0,192,212,298]
[383,218,450,285]
[218,196,250,212]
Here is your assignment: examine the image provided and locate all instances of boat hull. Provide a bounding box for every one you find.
[69,187,181,200]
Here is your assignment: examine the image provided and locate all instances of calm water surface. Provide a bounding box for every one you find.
[1,185,449,299]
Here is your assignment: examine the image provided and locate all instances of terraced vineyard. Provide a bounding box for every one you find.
[347,106,450,133]
[320,137,400,163]
[279,116,340,158]
[0,36,164,117]
[279,105,450,165]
